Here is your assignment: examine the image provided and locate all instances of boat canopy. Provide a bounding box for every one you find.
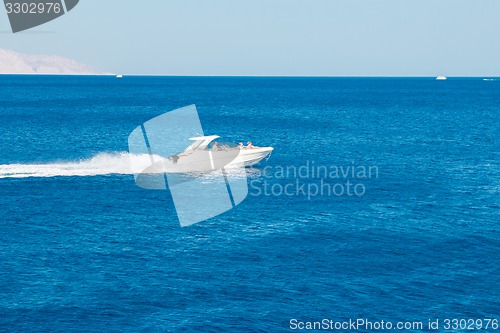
[183,135,220,153]
[189,135,220,141]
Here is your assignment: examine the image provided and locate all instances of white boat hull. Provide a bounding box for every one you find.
[226,147,273,168]
[142,147,273,174]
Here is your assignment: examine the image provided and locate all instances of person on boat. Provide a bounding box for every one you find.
[246,141,255,149]
[238,142,244,149]
[211,142,219,151]
[169,155,180,164]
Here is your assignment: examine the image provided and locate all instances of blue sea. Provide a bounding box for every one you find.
[0,76,499,332]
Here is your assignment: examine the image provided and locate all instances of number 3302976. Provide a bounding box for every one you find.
[443,319,499,330]
[5,2,61,14]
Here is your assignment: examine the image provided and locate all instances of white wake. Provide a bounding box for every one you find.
[0,152,160,179]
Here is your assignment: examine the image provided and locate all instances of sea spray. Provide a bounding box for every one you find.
[0,152,164,179]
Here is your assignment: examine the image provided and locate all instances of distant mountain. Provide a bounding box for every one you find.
[0,48,99,74]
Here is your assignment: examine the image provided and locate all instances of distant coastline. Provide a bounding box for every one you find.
[0,73,113,76]
[0,48,101,75]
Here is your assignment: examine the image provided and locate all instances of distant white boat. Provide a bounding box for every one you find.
[116,74,123,78]
[436,75,447,80]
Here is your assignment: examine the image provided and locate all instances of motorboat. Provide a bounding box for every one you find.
[144,135,273,174]
[436,75,447,80]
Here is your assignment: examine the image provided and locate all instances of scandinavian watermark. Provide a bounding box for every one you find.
[250,161,378,199]
[128,105,249,227]
[289,318,499,331]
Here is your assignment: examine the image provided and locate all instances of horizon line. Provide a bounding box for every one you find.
[1,73,499,78]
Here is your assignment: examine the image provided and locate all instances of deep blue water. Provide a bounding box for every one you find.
[0,76,499,332]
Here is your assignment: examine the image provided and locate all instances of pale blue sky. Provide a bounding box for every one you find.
[2,0,500,75]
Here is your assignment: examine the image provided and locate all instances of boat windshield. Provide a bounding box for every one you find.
[182,140,204,154]
[181,138,238,154]
[207,142,238,151]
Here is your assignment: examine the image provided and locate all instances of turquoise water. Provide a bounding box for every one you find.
[0,76,499,331]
